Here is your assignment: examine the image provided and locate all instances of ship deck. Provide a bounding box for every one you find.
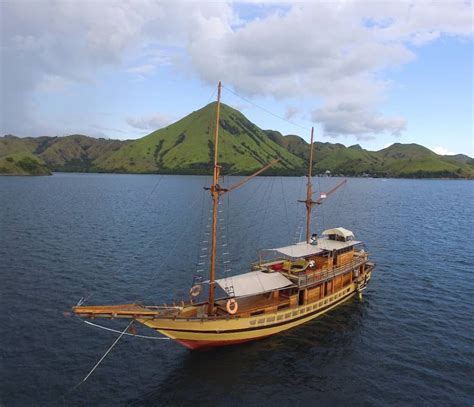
[215,295,288,316]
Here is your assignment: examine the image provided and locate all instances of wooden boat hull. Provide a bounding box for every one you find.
[175,337,267,350]
[138,273,371,350]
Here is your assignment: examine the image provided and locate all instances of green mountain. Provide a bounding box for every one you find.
[373,143,474,178]
[267,134,473,178]
[0,152,51,176]
[1,103,472,178]
[96,103,304,174]
[265,131,310,159]
[0,134,127,174]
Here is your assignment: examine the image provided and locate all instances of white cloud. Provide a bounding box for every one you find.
[126,112,176,131]
[186,1,472,139]
[125,64,156,75]
[0,0,472,139]
[284,107,299,120]
[0,1,235,135]
[431,146,456,156]
[36,75,71,92]
[312,102,406,139]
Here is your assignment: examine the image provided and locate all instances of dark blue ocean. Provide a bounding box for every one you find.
[0,173,473,406]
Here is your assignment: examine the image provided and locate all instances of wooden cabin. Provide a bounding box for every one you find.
[193,227,370,318]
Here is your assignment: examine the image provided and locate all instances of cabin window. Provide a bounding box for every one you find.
[298,290,305,306]
[277,315,283,321]
[250,310,265,316]
[285,313,291,319]
[266,316,275,323]
[257,318,265,324]
[300,308,305,314]
[277,304,290,311]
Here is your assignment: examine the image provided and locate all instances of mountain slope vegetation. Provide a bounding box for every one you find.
[1,105,472,178]
[96,103,304,174]
[0,152,51,176]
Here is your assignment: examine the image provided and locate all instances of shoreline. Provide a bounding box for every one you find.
[1,171,472,180]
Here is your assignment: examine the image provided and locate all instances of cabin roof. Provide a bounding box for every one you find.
[267,238,361,259]
[215,271,294,298]
[322,227,355,239]
[269,242,323,258]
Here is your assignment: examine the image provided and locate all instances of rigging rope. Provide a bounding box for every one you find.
[279,177,293,243]
[156,194,206,299]
[318,175,325,233]
[81,174,165,304]
[256,177,276,245]
[73,320,134,390]
[82,320,169,340]
[192,176,210,290]
[292,176,305,243]
[334,179,347,224]
[222,85,311,132]
[79,87,218,306]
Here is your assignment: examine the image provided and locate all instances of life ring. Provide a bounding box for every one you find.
[226,298,238,315]
[189,284,202,297]
[308,260,316,268]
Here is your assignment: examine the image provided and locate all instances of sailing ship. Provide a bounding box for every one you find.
[73,82,375,350]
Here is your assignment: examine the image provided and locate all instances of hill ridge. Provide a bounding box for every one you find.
[1,103,472,178]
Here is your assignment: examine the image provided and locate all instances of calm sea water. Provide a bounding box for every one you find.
[0,173,473,406]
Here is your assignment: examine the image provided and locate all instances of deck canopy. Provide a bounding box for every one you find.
[269,242,324,258]
[267,238,361,259]
[215,271,294,298]
[316,238,360,251]
[322,227,355,241]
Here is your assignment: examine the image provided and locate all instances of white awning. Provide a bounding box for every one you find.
[322,227,355,240]
[316,238,360,251]
[270,242,324,258]
[215,271,294,298]
[268,238,361,258]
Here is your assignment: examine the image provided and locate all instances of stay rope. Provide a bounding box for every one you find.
[80,174,164,305]
[82,320,170,340]
[222,85,311,132]
[78,88,219,307]
[279,177,293,243]
[73,320,134,390]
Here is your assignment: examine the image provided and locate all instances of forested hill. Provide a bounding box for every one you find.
[1,103,473,178]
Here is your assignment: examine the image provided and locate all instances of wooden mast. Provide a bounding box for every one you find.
[208,81,222,315]
[205,81,280,314]
[305,127,315,243]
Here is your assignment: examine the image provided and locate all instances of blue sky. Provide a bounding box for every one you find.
[1,1,473,156]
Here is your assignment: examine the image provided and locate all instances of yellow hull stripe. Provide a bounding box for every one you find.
[139,279,368,343]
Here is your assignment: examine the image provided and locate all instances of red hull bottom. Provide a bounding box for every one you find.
[175,336,270,350]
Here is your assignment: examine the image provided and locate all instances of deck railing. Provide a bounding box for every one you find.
[285,254,368,288]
